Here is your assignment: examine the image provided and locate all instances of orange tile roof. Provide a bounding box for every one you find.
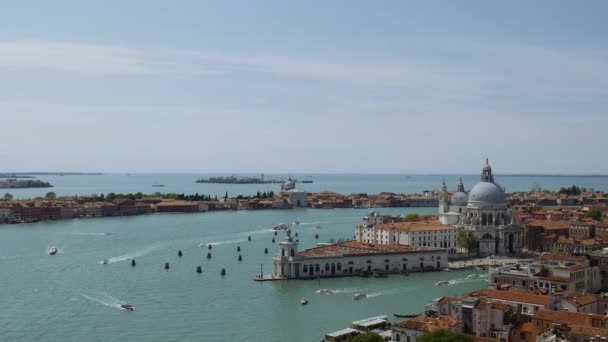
[484,290,553,306]
[539,253,587,262]
[297,240,440,258]
[569,325,608,337]
[533,310,604,327]
[394,315,460,333]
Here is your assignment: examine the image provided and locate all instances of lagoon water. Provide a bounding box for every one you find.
[2,173,607,341]
[1,207,489,342]
[5,172,608,199]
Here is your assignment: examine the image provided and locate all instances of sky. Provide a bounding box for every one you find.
[1,0,607,174]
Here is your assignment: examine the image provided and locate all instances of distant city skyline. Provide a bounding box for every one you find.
[2,1,607,174]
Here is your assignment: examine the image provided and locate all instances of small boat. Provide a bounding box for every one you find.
[353,293,367,300]
[436,281,450,286]
[293,221,300,225]
[102,259,111,264]
[300,299,309,305]
[314,226,321,229]
[273,223,288,231]
[443,268,452,272]
[49,247,58,255]
[315,289,334,295]
[151,184,164,187]
[199,243,207,247]
[121,304,135,311]
[394,313,420,318]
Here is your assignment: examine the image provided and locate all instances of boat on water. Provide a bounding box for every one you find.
[394,313,420,318]
[273,223,289,231]
[121,304,135,311]
[314,226,321,229]
[443,268,452,272]
[436,281,450,286]
[300,299,309,305]
[353,293,367,300]
[315,289,334,295]
[151,184,165,187]
[102,259,111,264]
[49,247,58,255]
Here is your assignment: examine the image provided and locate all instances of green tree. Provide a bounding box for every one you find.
[106,192,117,201]
[404,213,420,221]
[3,193,13,201]
[418,329,473,342]
[45,191,56,200]
[456,228,478,257]
[352,332,383,342]
[585,208,602,221]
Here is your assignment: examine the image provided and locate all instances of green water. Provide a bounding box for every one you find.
[0,208,487,341]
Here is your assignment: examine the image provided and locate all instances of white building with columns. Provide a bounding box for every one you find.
[454,160,523,257]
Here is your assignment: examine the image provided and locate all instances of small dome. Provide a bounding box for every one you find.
[282,179,296,191]
[450,191,469,206]
[468,182,506,206]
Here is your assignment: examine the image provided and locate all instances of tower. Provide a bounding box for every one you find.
[439,180,449,214]
[272,229,299,278]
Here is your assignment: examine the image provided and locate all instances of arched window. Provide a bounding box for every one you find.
[482,213,487,225]
[303,265,308,272]
[325,263,329,271]
[315,264,320,272]
[488,213,494,225]
[281,248,285,257]
[337,263,342,271]
[290,249,295,257]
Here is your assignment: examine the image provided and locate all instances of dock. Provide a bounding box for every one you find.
[253,275,287,282]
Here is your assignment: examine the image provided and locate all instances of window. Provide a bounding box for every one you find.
[315,264,320,272]
[303,265,308,272]
[325,264,329,271]
[520,332,526,339]
[337,263,342,271]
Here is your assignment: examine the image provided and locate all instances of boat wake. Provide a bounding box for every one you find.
[81,293,126,310]
[299,221,329,226]
[62,232,111,237]
[201,228,274,247]
[447,274,488,285]
[100,245,159,264]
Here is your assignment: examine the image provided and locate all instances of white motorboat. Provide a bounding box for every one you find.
[353,293,367,300]
[121,304,135,311]
[300,299,309,305]
[315,289,334,295]
[49,247,58,255]
[273,223,289,231]
[436,281,450,286]
[102,259,111,264]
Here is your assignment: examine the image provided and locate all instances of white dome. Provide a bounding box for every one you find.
[282,179,296,191]
[450,191,469,206]
[468,182,506,206]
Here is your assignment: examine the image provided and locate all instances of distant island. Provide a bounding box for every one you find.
[0,179,53,188]
[0,172,103,178]
[196,176,283,184]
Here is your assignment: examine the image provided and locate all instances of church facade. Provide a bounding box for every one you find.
[439,160,523,257]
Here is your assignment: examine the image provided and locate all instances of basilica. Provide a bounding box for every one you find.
[438,160,523,257]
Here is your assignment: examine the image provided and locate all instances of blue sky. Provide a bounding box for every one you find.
[1,1,607,174]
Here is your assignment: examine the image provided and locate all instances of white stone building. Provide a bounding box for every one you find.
[356,218,457,255]
[454,160,523,257]
[272,230,448,279]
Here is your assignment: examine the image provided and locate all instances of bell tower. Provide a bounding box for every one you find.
[481,159,494,183]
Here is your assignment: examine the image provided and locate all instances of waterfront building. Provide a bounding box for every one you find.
[278,179,308,208]
[271,230,447,279]
[510,309,608,342]
[0,208,12,223]
[454,160,523,257]
[154,201,205,213]
[355,215,457,255]
[589,248,608,291]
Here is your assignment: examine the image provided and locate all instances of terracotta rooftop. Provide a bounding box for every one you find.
[533,309,604,327]
[394,315,460,333]
[526,220,571,230]
[569,325,608,337]
[297,240,440,258]
[476,290,553,306]
[538,253,587,263]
